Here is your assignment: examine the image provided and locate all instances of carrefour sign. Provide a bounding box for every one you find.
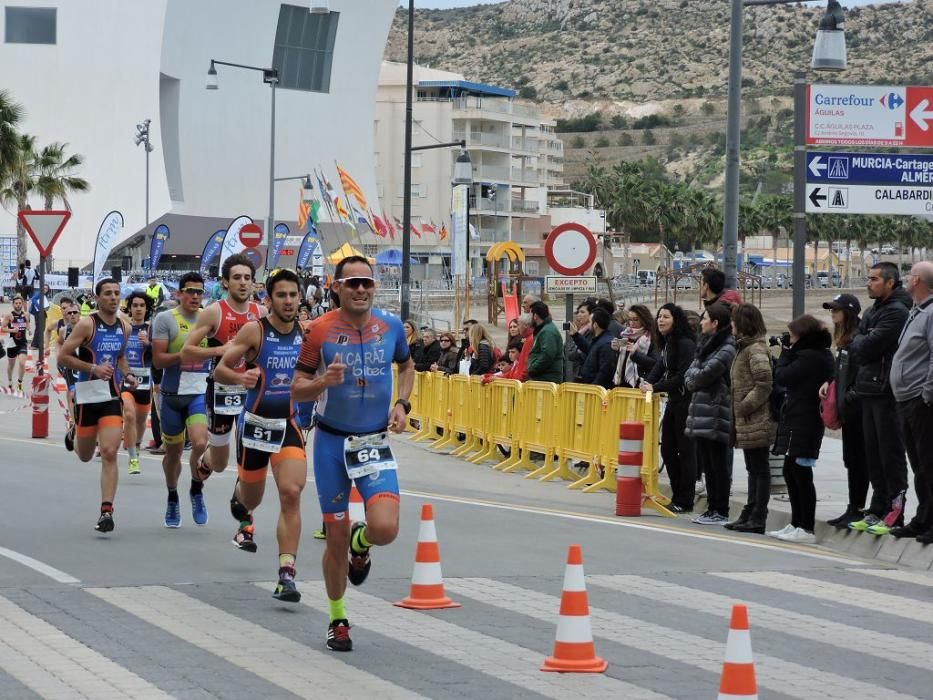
[807,84,933,148]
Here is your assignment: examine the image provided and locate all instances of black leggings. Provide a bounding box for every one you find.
[783,456,816,532]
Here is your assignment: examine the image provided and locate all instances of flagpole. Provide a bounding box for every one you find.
[400,0,415,320]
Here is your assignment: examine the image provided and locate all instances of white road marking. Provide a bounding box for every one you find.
[588,574,933,671]
[399,488,863,564]
[445,578,923,700]
[850,567,933,588]
[0,433,862,565]
[712,571,933,623]
[0,545,80,584]
[88,585,425,699]
[285,583,672,700]
[0,594,172,699]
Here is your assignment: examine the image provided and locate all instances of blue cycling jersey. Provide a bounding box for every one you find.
[295,308,409,434]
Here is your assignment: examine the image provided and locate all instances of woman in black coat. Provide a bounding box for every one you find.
[685,303,737,524]
[820,295,867,529]
[770,314,835,543]
[641,303,698,513]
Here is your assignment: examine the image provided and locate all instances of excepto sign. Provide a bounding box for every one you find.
[544,222,597,276]
[545,276,598,295]
[806,84,933,148]
[807,151,933,186]
[806,184,933,216]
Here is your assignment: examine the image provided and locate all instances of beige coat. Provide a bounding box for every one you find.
[730,336,775,449]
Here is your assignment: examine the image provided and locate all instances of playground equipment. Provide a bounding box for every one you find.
[485,242,526,326]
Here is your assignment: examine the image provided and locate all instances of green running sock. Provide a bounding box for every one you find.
[351,526,371,554]
[328,597,346,622]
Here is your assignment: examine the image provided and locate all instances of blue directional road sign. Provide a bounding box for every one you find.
[806,151,933,186]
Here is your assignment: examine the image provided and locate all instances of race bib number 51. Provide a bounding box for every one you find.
[241,412,286,453]
[343,432,397,480]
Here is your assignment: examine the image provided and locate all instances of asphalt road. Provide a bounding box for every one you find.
[0,394,931,700]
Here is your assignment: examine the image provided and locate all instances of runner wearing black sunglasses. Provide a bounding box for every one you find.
[292,255,415,652]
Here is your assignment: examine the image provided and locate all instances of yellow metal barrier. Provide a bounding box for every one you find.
[540,384,608,486]
[394,371,667,513]
[469,378,522,466]
[452,376,486,457]
[405,369,427,434]
[513,381,559,478]
[576,388,647,493]
[410,371,439,442]
[432,374,471,452]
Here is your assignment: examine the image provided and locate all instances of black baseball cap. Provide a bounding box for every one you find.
[822,293,861,313]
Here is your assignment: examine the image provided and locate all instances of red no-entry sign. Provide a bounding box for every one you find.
[239,222,263,248]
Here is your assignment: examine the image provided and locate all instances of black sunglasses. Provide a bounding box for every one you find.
[337,277,375,290]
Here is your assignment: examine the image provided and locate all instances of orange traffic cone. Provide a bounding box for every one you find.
[394,504,460,610]
[541,544,607,673]
[348,484,366,523]
[718,604,758,700]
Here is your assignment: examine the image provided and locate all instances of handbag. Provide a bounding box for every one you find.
[820,379,841,430]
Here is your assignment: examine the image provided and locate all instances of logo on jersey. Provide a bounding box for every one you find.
[267,331,279,342]
[336,334,349,345]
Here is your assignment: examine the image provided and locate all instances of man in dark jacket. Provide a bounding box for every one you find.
[700,268,742,317]
[848,262,911,534]
[527,302,564,383]
[579,309,616,389]
[415,329,442,372]
[889,261,933,543]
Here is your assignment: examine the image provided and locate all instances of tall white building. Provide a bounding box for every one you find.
[0,0,397,268]
[375,61,575,273]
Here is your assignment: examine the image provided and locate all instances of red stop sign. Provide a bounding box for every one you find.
[239,222,263,248]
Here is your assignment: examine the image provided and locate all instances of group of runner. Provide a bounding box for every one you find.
[41,254,414,652]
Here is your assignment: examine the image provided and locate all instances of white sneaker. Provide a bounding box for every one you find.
[778,527,817,544]
[767,524,795,539]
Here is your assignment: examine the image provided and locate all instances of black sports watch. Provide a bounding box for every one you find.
[395,398,412,415]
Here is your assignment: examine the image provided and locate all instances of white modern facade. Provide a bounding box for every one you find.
[0,0,396,268]
[374,61,572,270]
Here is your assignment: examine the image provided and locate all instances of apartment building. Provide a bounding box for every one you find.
[374,61,570,272]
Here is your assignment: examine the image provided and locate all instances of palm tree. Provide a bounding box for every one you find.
[0,89,24,175]
[33,142,89,210]
[0,132,37,263]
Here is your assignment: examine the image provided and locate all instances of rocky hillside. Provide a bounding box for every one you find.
[385,0,933,108]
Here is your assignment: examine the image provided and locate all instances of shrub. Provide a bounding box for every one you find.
[618,133,634,146]
[643,130,657,145]
[518,85,538,99]
[570,135,585,148]
[556,112,602,133]
[610,114,629,129]
[595,136,610,148]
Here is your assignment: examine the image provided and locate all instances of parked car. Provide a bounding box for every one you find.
[637,270,657,287]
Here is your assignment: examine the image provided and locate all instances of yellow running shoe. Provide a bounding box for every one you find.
[128,457,141,475]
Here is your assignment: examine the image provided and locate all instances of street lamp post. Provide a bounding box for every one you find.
[722,0,846,295]
[454,149,473,290]
[134,118,154,271]
[207,59,279,269]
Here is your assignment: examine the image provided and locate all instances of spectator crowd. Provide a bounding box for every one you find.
[403,262,933,546]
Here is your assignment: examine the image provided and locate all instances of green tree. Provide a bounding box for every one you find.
[34,142,89,209]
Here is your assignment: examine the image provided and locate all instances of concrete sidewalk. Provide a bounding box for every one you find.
[692,436,933,570]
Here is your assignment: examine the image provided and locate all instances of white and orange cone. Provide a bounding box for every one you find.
[394,504,460,610]
[718,604,758,700]
[24,351,34,373]
[348,483,366,523]
[541,544,607,673]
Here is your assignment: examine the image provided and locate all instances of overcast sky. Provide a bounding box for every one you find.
[411,1,907,8]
